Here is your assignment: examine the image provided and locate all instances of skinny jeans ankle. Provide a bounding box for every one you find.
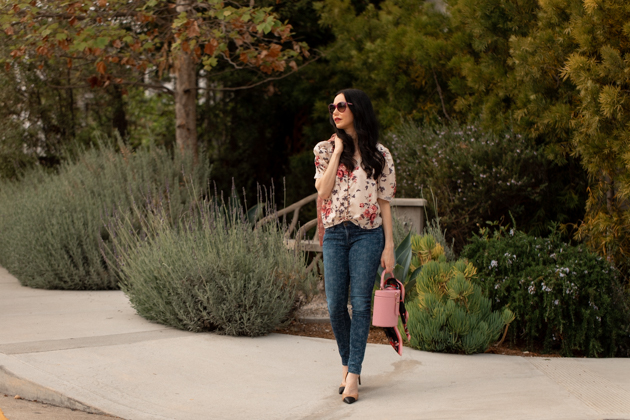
[323,221,384,375]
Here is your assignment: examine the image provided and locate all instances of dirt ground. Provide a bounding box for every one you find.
[275,296,561,358]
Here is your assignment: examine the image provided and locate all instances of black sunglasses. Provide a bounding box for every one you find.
[328,102,353,114]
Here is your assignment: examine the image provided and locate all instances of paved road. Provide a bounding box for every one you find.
[1,265,630,420]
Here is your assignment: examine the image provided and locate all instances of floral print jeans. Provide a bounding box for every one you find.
[323,221,384,375]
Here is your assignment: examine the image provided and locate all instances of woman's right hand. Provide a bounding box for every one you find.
[332,134,343,156]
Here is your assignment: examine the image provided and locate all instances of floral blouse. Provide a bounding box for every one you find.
[314,136,396,229]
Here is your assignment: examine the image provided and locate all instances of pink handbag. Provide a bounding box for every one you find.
[372,272,402,327]
[372,271,411,356]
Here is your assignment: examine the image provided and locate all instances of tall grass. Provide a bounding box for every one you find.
[0,141,210,289]
[108,190,317,336]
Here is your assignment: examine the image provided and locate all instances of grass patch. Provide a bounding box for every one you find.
[0,141,209,289]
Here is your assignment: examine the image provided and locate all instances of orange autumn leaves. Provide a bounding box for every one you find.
[1,1,307,85]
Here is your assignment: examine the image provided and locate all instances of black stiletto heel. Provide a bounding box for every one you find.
[339,372,347,394]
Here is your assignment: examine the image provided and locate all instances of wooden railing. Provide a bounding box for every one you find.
[259,194,427,261]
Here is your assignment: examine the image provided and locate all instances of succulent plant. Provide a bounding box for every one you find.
[408,259,515,354]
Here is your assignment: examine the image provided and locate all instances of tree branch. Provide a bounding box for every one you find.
[122,80,174,94]
[19,10,140,21]
[199,55,320,91]
[433,68,452,123]
[46,80,174,95]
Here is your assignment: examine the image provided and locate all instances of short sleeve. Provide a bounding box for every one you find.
[313,138,334,179]
[377,145,396,201]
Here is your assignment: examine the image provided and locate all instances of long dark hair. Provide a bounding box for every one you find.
[330,88,385,180]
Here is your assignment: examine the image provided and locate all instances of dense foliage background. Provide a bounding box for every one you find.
[1,0,629,278]
[462,225,630,356]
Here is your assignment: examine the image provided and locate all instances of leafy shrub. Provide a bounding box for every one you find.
[462,226,630,357]
[408,258,515,354]
[110,195,316,337]
[389,122,583,249]
[0,141,209,289]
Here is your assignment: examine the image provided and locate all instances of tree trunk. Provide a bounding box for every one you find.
[111,85,128,139]
[605,175,615,214]
[175,0,198,159]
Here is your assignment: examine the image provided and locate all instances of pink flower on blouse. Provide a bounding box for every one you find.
[321,199,333,218]
[337,164,348,180]
[362,204,379,225]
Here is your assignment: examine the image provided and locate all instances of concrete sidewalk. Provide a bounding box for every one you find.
[1,266,629,420]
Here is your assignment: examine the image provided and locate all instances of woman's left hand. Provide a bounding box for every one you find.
[381,246,395,275]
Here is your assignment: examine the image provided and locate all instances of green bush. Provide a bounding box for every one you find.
[461,226,630,357]
[110,196,316,336]
[390,122,583,250]
[0,142,209,289]
[408,257,515,354]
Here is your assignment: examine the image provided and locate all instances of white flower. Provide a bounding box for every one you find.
[554,300,559,306]
[490,260,498,268]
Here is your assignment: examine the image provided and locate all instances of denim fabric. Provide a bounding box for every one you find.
[323,221,384,375]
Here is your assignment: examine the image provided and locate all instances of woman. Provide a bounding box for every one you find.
[314,89,396,404]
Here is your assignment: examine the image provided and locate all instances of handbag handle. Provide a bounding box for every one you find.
[380,270,394,290]
[380,270,406,302]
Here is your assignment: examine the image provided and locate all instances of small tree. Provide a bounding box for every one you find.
[0,0,310,156]
[558,0,630,274]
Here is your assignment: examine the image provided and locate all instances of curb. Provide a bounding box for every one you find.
[0,365,105,415]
